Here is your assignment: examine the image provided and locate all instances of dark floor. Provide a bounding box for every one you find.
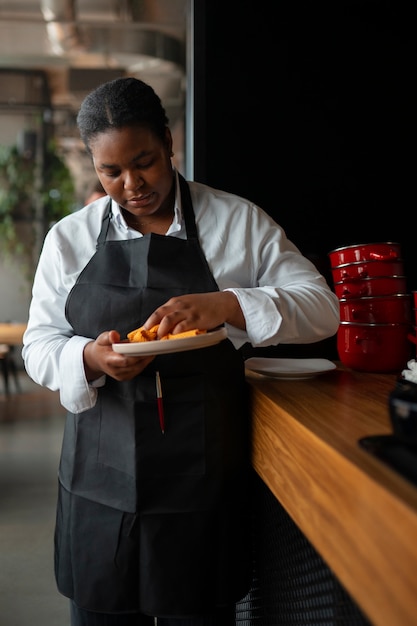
[0,371,70,626]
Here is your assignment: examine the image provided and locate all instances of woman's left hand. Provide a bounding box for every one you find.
[83,329,155,382]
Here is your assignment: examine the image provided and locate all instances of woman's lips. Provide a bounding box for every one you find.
[127,192,154,208]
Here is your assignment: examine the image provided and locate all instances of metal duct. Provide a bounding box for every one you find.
[0,0,186,119]
[38,0,185,68]
[40,0,85,55]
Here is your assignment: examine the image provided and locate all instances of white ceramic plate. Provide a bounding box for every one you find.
[245,357,336,379]
[112,327,228,356]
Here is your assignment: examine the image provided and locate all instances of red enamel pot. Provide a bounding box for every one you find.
[337,321,412,372]
[330,258,405,282]
[328,242,402,266]
[339,294,411,324]
[333,275,407,299]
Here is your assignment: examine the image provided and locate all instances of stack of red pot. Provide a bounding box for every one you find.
[328,242,412,372]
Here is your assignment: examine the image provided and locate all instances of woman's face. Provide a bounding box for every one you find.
[89,125,174,218]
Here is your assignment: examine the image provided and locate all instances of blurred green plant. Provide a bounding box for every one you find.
[0,140,76,278]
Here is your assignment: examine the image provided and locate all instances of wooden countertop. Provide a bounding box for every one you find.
[247,364,417,626]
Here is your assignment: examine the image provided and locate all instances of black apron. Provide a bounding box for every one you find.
[54,175,252,617]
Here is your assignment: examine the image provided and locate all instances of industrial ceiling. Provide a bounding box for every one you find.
[0,0,189,196]
[0,0,188,129]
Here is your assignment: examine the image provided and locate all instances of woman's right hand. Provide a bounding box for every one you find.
[83,329,155,382]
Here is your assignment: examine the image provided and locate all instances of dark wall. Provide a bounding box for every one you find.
[192,1,415,293]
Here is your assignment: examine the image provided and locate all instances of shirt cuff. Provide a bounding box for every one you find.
[58,335,103,413]
[225,287,282,346]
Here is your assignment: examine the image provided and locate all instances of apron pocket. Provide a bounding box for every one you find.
[96,373,206,478]
[136,373,206,478]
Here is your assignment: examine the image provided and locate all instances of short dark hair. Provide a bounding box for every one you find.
[77,77,169,154]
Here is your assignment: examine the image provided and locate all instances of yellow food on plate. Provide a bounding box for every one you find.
[160,329,207,341]
[127,324,207,343]
[127,325,159,343]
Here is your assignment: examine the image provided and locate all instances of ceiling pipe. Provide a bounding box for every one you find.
[38,0,184,69]
[40,0,85,55]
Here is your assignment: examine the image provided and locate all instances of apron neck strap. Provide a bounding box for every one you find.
[178,174,198,240]
[97,197,113,248]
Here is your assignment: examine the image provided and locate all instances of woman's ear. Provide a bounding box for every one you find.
[165,127,174,156]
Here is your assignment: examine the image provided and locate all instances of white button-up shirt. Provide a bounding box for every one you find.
[22,170,339,413]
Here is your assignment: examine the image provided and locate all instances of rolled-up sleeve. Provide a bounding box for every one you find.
[58,336,105,413]
[196,187,340,348]
[22,209,103,412]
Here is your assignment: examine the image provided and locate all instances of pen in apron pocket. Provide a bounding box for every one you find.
[155,370,165,434]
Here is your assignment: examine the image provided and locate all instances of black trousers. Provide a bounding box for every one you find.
[70,601,235,626]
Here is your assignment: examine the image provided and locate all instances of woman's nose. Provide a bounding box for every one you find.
[124,171,143,190]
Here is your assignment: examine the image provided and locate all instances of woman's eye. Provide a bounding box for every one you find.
[137,159,153,169]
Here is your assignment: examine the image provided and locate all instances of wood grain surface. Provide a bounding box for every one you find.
[0,323,27,345]
[247,364,417,626]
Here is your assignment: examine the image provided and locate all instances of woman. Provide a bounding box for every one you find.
[22,77,339,625]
